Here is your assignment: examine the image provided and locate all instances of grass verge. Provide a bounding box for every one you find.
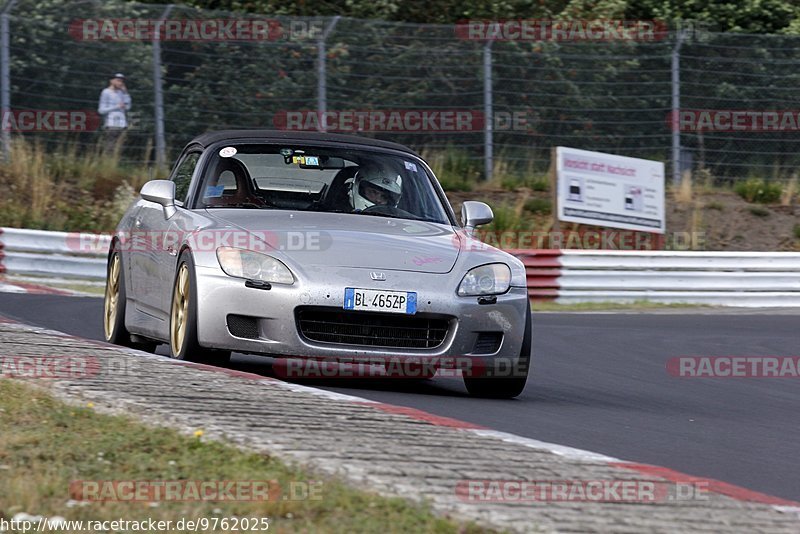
[531,300,712,312]
[0,380,492,533]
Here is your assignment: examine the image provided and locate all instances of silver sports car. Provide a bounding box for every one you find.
[104,130,531,397]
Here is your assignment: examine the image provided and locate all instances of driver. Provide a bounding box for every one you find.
[349,163,403,211]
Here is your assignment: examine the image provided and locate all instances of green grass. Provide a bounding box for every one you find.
[531,300,713,312]
[46,282,106,296]
[734,178,782,204]
[523,198,552,215]
[0,380,492,533]
[748,205,770,217]
[497,174,550,192]
[794,224,800,240]
[483,204,526,233]
[422,147,480,192]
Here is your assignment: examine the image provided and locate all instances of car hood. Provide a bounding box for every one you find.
[204,209,460,273]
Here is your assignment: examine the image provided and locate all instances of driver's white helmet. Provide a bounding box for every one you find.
[350,164,402,211]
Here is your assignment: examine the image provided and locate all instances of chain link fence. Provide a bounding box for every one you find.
[2,0,800,183]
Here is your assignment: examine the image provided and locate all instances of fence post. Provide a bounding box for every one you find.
[483,39,493,181]
[0,0,18,162]
[152,4,174,170]
[671,29,685,185]
[316,16,340,132]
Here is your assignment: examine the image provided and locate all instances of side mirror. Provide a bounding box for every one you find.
[461,201,493,234]
[140,180,177,219]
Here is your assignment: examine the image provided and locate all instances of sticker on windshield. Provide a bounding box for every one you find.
[304,156,320,166]
[219,146,237,158]
[404,161,418,172]
[204,185,225,198]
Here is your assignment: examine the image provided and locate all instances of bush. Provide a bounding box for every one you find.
[499,174,550,192]
[529,176,550,192]
[438,177,474,192]
[500,175,525,190]
[422,147,480,192]
[793,224,800,240]
[748,206,770,217]
[523,198,552,215]
[734,179,782,203]
[485,204,525,232]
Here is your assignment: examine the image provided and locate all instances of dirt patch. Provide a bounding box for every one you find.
[445,188,800,251]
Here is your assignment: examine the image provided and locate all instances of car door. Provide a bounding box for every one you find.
[159,151,203,316]
[132,150,201,321]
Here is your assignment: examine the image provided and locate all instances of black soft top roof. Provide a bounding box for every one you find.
[189,130,419,156]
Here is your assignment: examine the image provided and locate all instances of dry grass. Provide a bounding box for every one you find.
[674,170,693,203]
[0,138,153,231]
[689,203,704,238]
[781,175,798,206]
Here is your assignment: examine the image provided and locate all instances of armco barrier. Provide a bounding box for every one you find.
[1,228,799,306]
[0,228,109,280]
[509,249,800,307]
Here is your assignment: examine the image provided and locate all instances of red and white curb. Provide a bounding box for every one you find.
[0,278,76,295]
[2,315,800,518]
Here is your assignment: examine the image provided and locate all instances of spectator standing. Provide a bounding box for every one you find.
[98,73,131,154]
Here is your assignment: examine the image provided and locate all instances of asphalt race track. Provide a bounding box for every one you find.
[1,293,798,501]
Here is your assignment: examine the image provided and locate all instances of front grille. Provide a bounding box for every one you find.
[297,308,450,349]
[226,314,260,339]
[473,332,503,354]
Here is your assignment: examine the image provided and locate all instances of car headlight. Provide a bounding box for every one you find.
[457,263,511,296]
[216,247,294,285]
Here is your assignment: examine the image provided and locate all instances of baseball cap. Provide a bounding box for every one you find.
[111,73,126,79]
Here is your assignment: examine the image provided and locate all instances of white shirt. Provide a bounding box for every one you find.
[98,87,132,128]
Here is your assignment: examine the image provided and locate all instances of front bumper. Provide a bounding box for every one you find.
[194,264,529,364]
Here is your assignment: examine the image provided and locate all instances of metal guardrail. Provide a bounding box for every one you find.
[509,249,800,307]
[2,228,799,306]
[0,228,109,280]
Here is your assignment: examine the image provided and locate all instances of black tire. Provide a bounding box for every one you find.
[169,251,231,365]
[463,304,531,398]
[103,249,157,353]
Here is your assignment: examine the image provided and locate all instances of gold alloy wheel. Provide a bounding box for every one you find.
[103,254,120,340]
[170,263,190,356]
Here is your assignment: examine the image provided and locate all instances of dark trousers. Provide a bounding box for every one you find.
[103,126,127,154]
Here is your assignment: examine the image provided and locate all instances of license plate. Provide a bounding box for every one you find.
[344,288,417,314]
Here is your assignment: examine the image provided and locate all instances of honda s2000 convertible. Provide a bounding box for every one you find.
[103,130,531,397]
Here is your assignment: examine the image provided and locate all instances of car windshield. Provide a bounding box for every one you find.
[197,143,450,224]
